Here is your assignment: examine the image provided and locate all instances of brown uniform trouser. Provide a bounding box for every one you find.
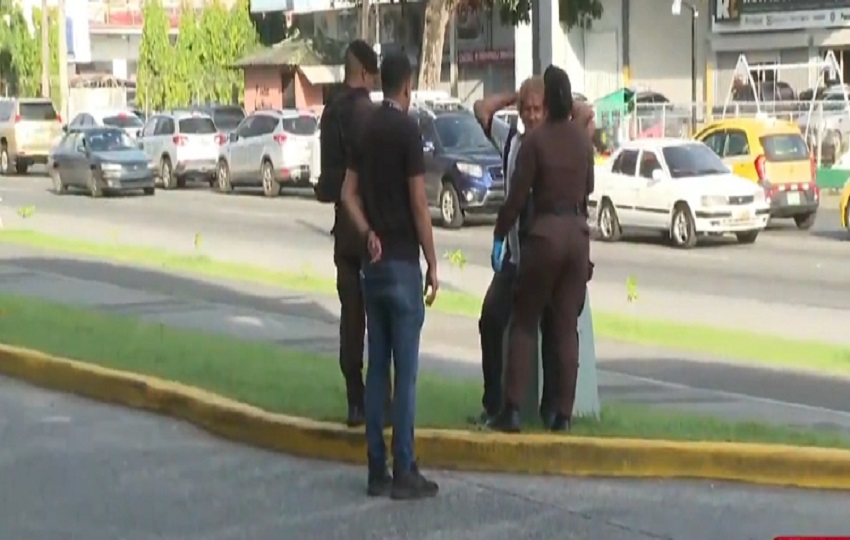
[503,214,590,417]
[334,206,367,407]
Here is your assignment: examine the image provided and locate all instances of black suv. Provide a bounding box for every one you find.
[409,104,503,229]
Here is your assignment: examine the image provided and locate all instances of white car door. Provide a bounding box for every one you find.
[607,149,641,226]
[139,116,160,164]
[230,116,256,181]
[635,149,673,229]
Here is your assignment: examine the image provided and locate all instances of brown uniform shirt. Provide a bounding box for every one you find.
[494,119,594,238]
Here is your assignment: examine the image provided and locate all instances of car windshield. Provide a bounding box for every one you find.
[434,114,494,151]
[179,117,217,134]
[86,130,136,152]
[212,108,246,132]
[280,115,318,135]
[662,144,729,178]
[103,113,143,128]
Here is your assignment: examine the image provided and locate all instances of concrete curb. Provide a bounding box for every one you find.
[2,343,850,490]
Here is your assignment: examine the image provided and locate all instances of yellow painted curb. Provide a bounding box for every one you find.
[2,343,850,490]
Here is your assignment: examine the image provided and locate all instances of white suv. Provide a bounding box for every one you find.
[138,111,224,189]
[215,109,317,197]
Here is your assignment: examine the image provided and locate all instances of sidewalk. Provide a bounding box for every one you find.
[2,247,850,434]
[2,210,849,345]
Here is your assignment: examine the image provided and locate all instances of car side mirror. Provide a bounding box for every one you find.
[423,139,435,153]
[651,168,665,182]
[229,132,238,142]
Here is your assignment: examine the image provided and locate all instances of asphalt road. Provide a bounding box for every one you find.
[3,376,849,540]
[2,172,850,313]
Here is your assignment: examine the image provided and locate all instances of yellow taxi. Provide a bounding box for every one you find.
[840,180,850,232]
[693,117,819,230]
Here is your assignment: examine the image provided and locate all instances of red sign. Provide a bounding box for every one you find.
[89,8,182,29]
[457,49,514,66]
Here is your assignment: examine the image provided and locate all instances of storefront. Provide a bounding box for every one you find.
[710,0,850,103]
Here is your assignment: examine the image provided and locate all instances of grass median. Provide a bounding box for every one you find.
[0,292,849,448]
[1,228,850,377]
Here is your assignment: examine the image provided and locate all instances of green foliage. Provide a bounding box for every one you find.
[16,206,35,219]
[137,0,174,110]
[173,0,201,106]
[490,0,603,28]
[626,275,638,303]
[0,4,57,99]
[443,249,467,270]
[197,0,231,103]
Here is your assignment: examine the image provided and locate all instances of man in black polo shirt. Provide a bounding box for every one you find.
[340,51,439,501]
[316,40,379,427]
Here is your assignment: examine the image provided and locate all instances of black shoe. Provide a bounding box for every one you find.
[539,407,556,429]
[486,405,521,433]
[549,413,571,433]
[391,464,439,500]
[467,410,493,426]
[367,468,393,497]
[346,404,365,427]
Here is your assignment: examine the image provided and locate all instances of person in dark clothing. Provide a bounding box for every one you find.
[317,40,379,427]
[340,51,440,501]
[488,66,594,434]
[472,78,559,427]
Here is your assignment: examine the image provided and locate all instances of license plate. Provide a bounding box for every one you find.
[786,191,801,205]
[736,209,753,221]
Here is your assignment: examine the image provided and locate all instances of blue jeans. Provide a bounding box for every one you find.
[361,258,424,474]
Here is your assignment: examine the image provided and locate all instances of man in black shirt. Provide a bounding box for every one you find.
[317,40,379,427]
[340,51,439,501]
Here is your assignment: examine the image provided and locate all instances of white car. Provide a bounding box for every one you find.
[66,109,145,140]
[590,139,770,248]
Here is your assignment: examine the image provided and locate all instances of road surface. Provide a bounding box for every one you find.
[2,376,849,540]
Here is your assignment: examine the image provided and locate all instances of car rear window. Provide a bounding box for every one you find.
[178,117,217,134]
[280,115,318,136]
[19,101,58,120]
[760,134,809,162]
[212,108,245,132]
[103,114,143,128]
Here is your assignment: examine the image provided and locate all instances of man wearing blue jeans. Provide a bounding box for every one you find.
[340,51,440,500]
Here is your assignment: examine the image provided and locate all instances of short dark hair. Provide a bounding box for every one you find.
[380,52,412,97]
[543,65,573,121]
[344,39,379,81]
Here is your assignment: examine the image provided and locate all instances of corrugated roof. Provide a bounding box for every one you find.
[234,34,347,68]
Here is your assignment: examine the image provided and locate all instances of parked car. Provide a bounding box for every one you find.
[410,101,503,228]
[693,117,819,229]
[171,104,246,134]
[49,126,155,197]
[590,139,770,248]
[65,109,144,140]
[137,111,223,189]
[216,108,317,197]
[0,97,63,175]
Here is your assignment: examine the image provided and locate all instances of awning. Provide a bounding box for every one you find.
[298,65,344,85]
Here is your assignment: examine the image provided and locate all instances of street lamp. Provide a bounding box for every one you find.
[673,0,699,131]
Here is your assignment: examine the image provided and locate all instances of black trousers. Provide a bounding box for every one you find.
[478,262,558,416]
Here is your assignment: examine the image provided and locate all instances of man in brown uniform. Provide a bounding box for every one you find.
[489,66,594,433]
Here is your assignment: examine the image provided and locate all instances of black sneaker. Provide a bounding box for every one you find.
[346,404,365,427]
[367,468,393,497]
[391,464,438,501]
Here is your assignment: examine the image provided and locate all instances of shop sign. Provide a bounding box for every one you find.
[457,49,514,65]
[713,0,850,31]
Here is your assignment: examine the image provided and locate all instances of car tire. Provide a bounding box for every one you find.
[143,187,155,196]
[160,157,177,190]
[0,145,11,175]
[14,162,28,174]
[670,203,697,249]
[261,159,280,198]
[597,199,622,242]
[87,169,102,198]
[217,160,233,193]
[439,182,464,229]
[735,230,759,244]
[51,166,67,195]
[793,212,816,230]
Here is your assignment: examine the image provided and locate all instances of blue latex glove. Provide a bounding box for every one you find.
[491,237,506,273]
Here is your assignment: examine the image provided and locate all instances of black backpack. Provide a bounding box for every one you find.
[315,89,366,204]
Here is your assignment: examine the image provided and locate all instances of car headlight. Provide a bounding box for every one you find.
[700,195,728,207]
[456,162,483,177]
[100,163,122,172]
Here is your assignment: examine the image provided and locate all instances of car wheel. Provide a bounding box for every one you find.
[14,162,28,174]
[143,187,155,196]
[217,160,233,193]
[735,230,759,244]
[597,199,622,242]
[160,157,177,189]
[793,212,816,230]
[87,169,102,198]
[670,204,697,249]
[439,182,464,229]
[261,160,280,197]
[0,145,10,175]
[51,166,67,195]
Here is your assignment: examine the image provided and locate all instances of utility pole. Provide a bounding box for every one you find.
[449,9,458,97]
[57,0,69,120]
[359,0,371,41]
[40,0,50,98]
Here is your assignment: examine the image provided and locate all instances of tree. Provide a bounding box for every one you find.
[225,0,258,102]
[197,0,230,103]
[417,0,603,89]
[1,6,40,97]
[137,0,173,111]
[173,0,200,106]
